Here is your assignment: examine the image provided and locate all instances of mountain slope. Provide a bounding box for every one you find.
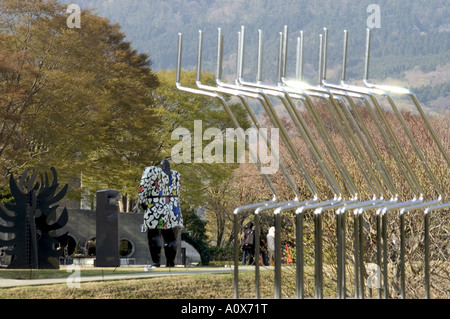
[61,0,450,110]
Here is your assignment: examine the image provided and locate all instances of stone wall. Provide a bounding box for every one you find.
[60,209,201,266]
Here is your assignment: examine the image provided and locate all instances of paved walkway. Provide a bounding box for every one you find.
[0,266,254,288]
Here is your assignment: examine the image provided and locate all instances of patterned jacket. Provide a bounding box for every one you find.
[138,166,183,230]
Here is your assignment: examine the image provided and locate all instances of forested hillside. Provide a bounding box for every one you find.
[62,0,450,110]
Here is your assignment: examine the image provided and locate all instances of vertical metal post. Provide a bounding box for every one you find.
[358,210,365,298]
[282,25,289,81]
[341,30,348,82]
[336,209,343,299]
[363,28,450,168]
[376,210,383,298]
[256,200,302,299]
[216,28,223,81]
[296,31,304,81]
[381,209,389,298]
[314,208,323,299]
[274,211,282,299]
[424,210,430,299]
[277,31,283,84]
[400,210,406,299]
[398,199,442,299]
[254,212,260,299]
[175,25,448,301]
[379,200,426,299]
[340,210,347,298]
[296,210,304,299]
[176,33,182,84]
[231,200,277,299]
[234,211,239,299]
[322,27,328,81]
[270,199,319,298]
[353,209,360,298]
[422,202,450,299]
[257,29,263,83]
[364,28,371,82]
[318,34,323,85]
[339,198,387,299]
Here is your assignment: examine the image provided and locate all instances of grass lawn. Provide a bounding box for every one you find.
[0,266,156,280]
[1,263,448,299]
[0,265,324,299]
[0,266,242,299]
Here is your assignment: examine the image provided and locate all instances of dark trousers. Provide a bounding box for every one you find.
[242,246,255,265]
[147,228,178,266]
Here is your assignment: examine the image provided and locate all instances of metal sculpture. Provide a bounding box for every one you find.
[176,26,449,299]
[0,167,69,269]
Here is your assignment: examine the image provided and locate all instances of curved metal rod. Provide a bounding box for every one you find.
[284,79,407,198]
[332,96,388,197]
[318,29,398,198]
[234,26,354,198]
[176,32,279,198]
[363,28,450,169]
[317,28,423,198]
[259,28,356,197]
[319,79,423,198]
[242,29,339,198]
[284,62,403,199]
[216,29,323,199]
[195,29,301,199]
[318,29,386,198]
[357,29,444,196]
[321,30,431,198]
[278,26,385,197]
[178,42,280,297]
[323,87,399,198]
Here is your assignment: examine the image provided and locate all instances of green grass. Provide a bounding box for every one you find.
[2,263,449,299]
[0,266,318,299]
[0,267,155,280]
[0,268,237,299]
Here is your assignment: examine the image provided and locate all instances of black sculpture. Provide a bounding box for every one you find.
[0,167,69,269]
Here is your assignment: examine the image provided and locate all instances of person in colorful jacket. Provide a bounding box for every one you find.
[138,159,183,267]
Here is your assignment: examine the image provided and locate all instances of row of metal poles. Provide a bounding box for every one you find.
[175,25,449,298]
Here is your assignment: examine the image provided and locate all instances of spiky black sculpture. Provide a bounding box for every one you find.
[0,168,69,269]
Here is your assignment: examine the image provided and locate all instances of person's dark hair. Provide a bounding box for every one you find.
[161,158,171,175]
